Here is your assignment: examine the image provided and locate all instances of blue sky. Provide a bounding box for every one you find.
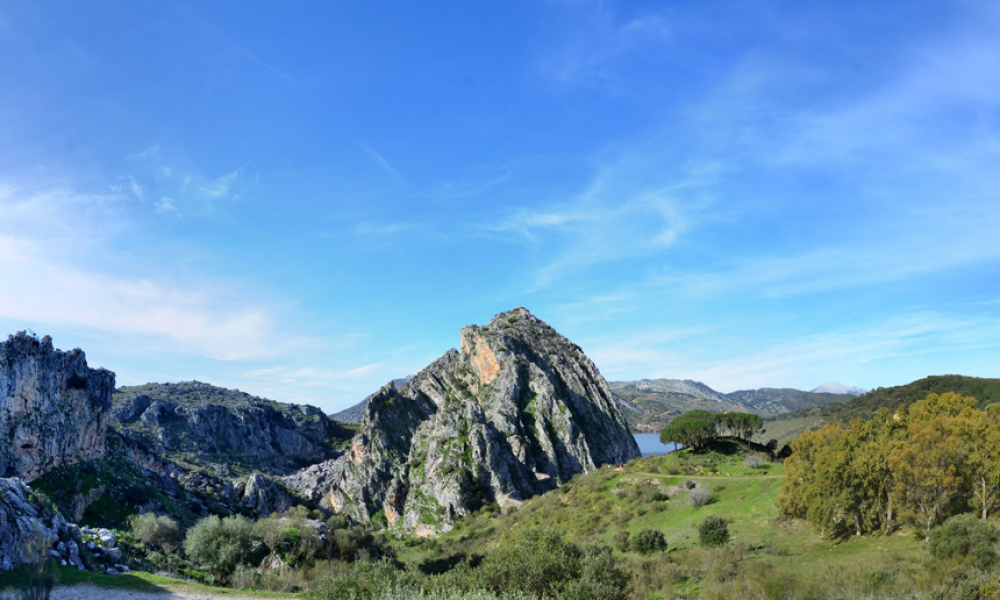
[1,1,999,412]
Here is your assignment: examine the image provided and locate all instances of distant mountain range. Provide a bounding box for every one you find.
[608,379,864,433]
[332,375,865,434]
[810,382,867,396]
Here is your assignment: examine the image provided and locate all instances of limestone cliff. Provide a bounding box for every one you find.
[289,308,640,534]
[0,333,114,480]
[112,381,348,478]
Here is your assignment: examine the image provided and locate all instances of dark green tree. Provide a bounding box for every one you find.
[699,516,730,546]
[660,410,719,451]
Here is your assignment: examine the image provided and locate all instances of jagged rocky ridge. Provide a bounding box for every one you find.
[1,332,115,480]
[112,381,345,477]
[329,377,414,423]
[286,308,640,535]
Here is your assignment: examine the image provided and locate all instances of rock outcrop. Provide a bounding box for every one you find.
[112,381,345,477]
[1,477,132,573]
[289,308,639,534]
[0,333,115,480]
[237,473,295,516]
[329,377,414,423]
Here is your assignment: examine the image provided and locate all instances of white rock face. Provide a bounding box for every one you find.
[1,333,115,481]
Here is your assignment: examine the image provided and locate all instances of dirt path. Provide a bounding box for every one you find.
[627,471,785,480]
[49,584,282,600]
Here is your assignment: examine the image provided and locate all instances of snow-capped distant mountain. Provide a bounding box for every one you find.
[810,382,867,396]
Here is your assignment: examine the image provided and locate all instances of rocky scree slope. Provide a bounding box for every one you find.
[1,332,114,480]
[286,308,640,535]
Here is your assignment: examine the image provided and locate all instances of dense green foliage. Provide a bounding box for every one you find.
[314,529,630,600]
[929,514,1000,569]
[659,411,764,451]
[629,529,666,554]
[699,516,730,546]
[129,513,183,553]
[781,393,1000,538]
[182,515,260,583]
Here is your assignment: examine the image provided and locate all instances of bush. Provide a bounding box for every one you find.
[743,455,766,469]
[930,514,1000,568]
[129,513,183,553]
[630,529,667,555]
[184,515,260,583]
[699,516,730,546]
[929,565,1000,600]
[688,488,712,508]
[474,529,629,600]
[314,558,418,599]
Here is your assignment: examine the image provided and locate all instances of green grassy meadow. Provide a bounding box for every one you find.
[396,447,927,598]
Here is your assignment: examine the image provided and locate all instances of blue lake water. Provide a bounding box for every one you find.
[633,433,680,457]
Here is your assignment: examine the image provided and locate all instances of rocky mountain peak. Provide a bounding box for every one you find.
[289,309,639,535]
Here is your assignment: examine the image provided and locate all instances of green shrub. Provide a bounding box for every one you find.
[930,514,1000,568]
[699,516,730,546]
[129,513,183,553]
[929,565,1000,600]
[314,558,418,599]
[474,529,629,600]
[183,515,260,583]
[630,529,667,555]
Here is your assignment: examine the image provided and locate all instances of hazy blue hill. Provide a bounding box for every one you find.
[726,387,853,415]
[609,378,856,432]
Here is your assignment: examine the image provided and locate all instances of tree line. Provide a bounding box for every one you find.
[780,392,1000,539]
[658,410,765,452]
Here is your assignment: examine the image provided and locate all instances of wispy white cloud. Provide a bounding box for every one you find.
[482,154,711,289]
[539,6,672,86]
[155,196,177,214]
[355,221,414,235]
[126,144,161,163]
[586,312,1000,393]
[109,175,145,201]
[359,144,404,182]
[198,170,240,199]
[0,183,301,362]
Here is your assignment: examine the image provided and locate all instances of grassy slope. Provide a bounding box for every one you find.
[396,449,925,596]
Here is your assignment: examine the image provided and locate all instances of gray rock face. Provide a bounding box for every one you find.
[306,308,639,535]
[0,477,57,570]
[112,381,341,476]
[0,333,115,480]
[329,377,414,423]
[281,458,343,505]
[237,473,295,516]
